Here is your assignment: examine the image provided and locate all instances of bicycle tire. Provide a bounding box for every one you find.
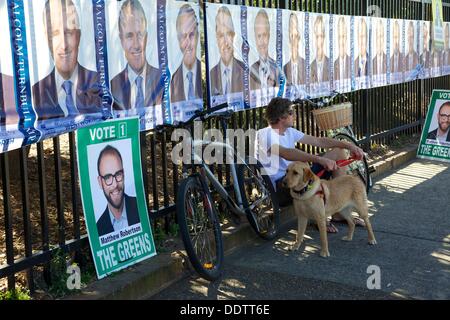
[334,133,371,194]
[237,157,280,240]
[176,174,224,281]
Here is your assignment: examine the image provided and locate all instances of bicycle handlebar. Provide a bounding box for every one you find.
[155,102,231,132]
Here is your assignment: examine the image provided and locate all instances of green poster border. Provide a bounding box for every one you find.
[417,89,450,163]
[76,117,156,279]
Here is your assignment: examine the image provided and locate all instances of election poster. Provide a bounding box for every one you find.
[371,18,388,87]
[444,22,450,76]
[247,7,280,108]
[106,0,166,131]
[167,0,203,122]
[0,0,24,152]
[77,117,156,279]
[417,90,450,163]
[353,16,370,90]
[404,20,421,81]
[309,13,331,98]
[25,0,109,140]
[332,14,352,93]
[206,3,246,111]
[419,20,432,79]
[432,0,444,50]
[282,9,307,100]
[389,19,405,85]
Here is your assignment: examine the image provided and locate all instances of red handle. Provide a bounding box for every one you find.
[315,156,358,178]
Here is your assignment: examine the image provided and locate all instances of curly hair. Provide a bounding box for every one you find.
[265,97,293,125]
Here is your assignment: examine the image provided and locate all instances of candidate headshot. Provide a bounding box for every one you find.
[283,13,305,87]
[209,6,244,97]
[0,73,17,127]
[406,21,419,71]
[355,18,369,78]
[334,16,350,81]
[372,19,387,76]
[427,102,450,143]
[111,0,163,111]
[32,0,102,120]
[249,9,280,93]
[310,15,329,85]
[170,4,202,103]
[391,20,404,74]
[96,145,140,237]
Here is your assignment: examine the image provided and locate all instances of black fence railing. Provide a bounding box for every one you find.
[1,0,450,295]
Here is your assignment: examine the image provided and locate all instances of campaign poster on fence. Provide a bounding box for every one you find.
[0,0,24,153]
[168,0,203,122]
[106,0,167,130]
[282,9,307,100]
[247,7,279,108]
[353,16,370,90]
[206,3,245,111]
[432,0,444,50]
[417,90,450,163]
[309,13,331,98]
[419,21,432,79]
[405,20,421,81]
[332,15,351,93]
[25,0,108,139]
[371,18,388,88]
[77,117,156,279]
[444,22,450,76]
[389,19,405,84]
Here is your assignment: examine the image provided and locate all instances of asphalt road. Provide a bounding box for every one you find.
[151,159,450,300]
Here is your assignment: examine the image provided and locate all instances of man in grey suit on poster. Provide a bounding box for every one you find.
[391,20,405,75]
[250,9,280,101]
[310,15,330,86]
[209,6,244,97]
[32,0,102,121]
[355,18,369,78]
[372,19,387,76]
[406,21,419,71]
[283,13,305,89]
[334,16,351,82]
[111,0,163,111]
[170,4,202,103]
[0,73,17,127]
[421,22,431,77]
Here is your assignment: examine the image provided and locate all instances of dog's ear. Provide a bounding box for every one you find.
[303,167,314,183]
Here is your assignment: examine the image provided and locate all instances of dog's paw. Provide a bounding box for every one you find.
[289,242,301,251]
[368,239,377,245]
[320,250,330,258]
[341,236,353,241]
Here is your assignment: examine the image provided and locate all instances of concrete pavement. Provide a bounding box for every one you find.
[151,158,450,300]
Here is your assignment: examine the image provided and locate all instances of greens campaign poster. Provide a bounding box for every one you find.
[417,90,450,163]
[77,117,156,279]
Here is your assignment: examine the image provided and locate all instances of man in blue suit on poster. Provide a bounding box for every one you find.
[32,0,102,121]
[111,0,163,112]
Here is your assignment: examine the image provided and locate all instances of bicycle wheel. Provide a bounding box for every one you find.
[334,133,371,194]
[237,157,280,240]
[176,174,223,281]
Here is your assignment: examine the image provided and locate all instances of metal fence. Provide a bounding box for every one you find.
[1,0,450,295]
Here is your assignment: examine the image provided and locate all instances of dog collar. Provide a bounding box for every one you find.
[315,183,327,206]
[293,179,314,195]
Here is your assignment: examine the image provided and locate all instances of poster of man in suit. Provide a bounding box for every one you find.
[29,0,103,131]
[371,18,388,87]
[390,19,405,84]
[108,0,164,129]
[420,21,432,79]
[282,11,306,100]
[206,4,245,110]
[405,20,420,80]
[332,15,351,93]
[354,17,370,90]
[310,14,330,97]
[169,2,203,121]
[430,24,443,78]
[248,8,279,107]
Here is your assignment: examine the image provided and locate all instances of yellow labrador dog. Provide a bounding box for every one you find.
[282,161,377,258]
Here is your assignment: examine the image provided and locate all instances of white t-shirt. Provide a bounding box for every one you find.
[254,126,305,186]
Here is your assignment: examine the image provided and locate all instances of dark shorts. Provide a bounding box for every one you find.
[275,162,333,207]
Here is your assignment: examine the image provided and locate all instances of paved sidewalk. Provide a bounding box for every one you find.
[152,158,450,300]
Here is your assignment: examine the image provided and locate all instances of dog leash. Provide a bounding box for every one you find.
[315,156,359,178]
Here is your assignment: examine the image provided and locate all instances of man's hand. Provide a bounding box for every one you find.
[319,157,338,171]
[348,144,365,160]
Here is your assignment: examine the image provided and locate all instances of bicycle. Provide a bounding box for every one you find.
[294,90,375,193]
[155,103,280,281]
